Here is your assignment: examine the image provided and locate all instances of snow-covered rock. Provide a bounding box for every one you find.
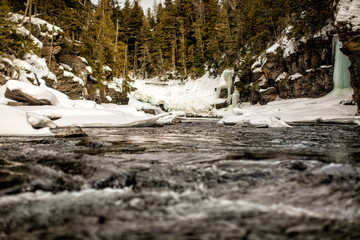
[218,108,290,128]
[336,0,360,31]
[0,105,54,136]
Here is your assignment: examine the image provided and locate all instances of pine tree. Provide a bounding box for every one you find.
[0,0,31,56]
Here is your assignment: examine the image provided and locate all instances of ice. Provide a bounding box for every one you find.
[132,73,220,116]
[332,35,351,90]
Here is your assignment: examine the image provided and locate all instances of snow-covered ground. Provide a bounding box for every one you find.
[131,73,225,116]
[130,74,359,127]
[1,67,358,136]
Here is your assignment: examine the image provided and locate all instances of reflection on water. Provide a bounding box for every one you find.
[0,121,359,239]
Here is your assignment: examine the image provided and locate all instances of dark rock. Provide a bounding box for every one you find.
[258,87,278,105]
[219,88,228,99]
[5,88,52,105]
[54,74,85,100]
[7,102,30,106]
[0,73,6,85]
[144,109,156,115]
[57,55,89,78]
[338,30,360,114]
[242,36,335,104]
[56,126,88,138]
[215,101,228,109]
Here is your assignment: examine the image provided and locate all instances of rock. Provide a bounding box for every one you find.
[57,55,90,78]
[7,102,30,106]
[54,74,85,100]
[55,126,88,138]
[215,101,228,109]
[258,87,278,105]
[0,73,6,85]
[144,109,156,115]
[5,88,51,105]
[338,31,360,114]
[27,112,57,129]
[219,88,228,99]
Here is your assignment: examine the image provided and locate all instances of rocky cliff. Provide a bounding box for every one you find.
[335,0,360,114]
[0,14,128,105]
[234,0,360,114]
[238,29,335,106]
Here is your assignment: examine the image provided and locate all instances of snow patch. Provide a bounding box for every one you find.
[336,0,360,31]
[289,73,303,81]
[63,70,85,86]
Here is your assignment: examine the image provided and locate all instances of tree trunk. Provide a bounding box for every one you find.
[48,36,53,68]
[133,41,138,77]
[123,43,128,79]
[114,19,119,62]
[21,0,30,26]
[28,0,32,39]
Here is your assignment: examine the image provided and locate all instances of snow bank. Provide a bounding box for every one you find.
[0,80,178,136]
[0,105,54,136]
[238,89,358,123]
[219,108,290,128]
[336,0,360,31]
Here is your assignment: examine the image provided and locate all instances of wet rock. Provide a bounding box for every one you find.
[5,88,52,105]
[56,126,88,138]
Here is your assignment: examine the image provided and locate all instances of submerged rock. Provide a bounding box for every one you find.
[56,126,88,138]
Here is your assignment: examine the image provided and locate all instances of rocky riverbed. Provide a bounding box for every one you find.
[0,120,359,239]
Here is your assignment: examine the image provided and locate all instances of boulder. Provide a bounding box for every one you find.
[56,126,88,138]
[5,88,51,105]
[0,73,6,86]
[258,87,278,105]
[338,32,360,114]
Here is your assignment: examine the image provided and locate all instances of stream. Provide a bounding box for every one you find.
[0,120,360,239]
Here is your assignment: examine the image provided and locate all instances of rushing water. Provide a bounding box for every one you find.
[0,120,360,239]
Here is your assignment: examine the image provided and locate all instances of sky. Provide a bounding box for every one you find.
[90,0,161,11]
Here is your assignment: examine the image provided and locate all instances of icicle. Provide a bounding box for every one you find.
[331,34,352,94]
[232,88,240,108]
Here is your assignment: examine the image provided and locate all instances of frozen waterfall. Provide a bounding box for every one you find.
[331,35,352,94]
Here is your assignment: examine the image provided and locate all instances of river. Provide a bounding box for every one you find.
[0,120,359,239]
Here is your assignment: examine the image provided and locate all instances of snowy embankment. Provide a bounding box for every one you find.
[131,73,359,128]
[0,79,165,136]
[0,15,175,136]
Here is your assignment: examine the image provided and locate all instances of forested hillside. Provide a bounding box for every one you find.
[1,0,334,80]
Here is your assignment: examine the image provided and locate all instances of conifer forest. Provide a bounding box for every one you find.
[0,0,334,80]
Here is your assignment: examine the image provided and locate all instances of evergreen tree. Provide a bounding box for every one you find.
[0,0,31,56]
